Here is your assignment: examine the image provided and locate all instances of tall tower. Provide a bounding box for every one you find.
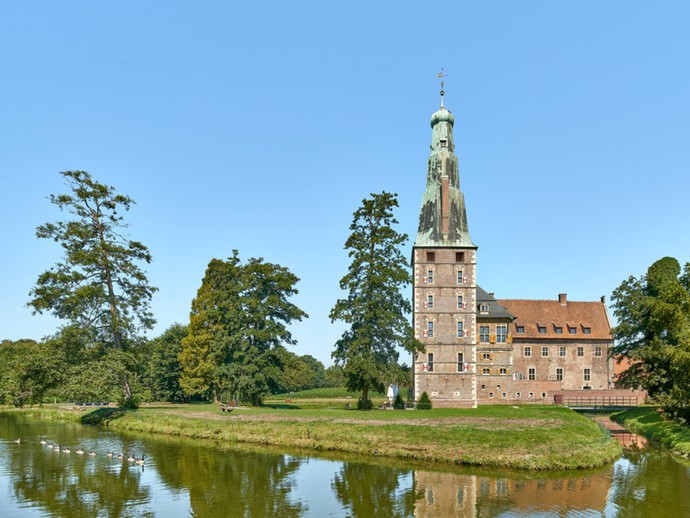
[412,89,477,408]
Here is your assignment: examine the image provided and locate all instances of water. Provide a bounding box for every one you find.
[1,413,689,517]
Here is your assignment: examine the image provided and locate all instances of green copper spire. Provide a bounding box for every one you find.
[415,99,475,248]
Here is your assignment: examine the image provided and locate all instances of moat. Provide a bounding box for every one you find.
[1,413,689,517]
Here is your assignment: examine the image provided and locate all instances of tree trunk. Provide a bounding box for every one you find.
[122,376,133,407]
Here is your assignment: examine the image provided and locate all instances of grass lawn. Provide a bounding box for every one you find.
[12,401,621,471]
[611,406,690,458]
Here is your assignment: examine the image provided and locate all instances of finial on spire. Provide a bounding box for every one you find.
[437,68,446,108]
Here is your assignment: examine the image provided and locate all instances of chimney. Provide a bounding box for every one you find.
[558,293,567,306]
[601,295,606,304]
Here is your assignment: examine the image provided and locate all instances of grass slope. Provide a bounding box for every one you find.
[9,403,620,471]
[611,406,690,458]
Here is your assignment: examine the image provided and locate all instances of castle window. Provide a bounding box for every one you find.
[577,346,584,357]
[457,321,465,338]
[538,326,547,334]
[501,392,507,398]
[479,326,490,343]
[427,353,434,372]
[595,346,602,357]
[516,325,525,333]
[516,392,521,398]
[583,327,591,334]
[541,392,547,398]
[541,346,549,357]
[440,139,448,148]
[426,321,434,338]
[482,353,491,361]
[559,346,566,357]
[457,295,464,309]
[556,368,563,381]
[426,294,433,309]
[482,368,491,375]
[528,368,536,381]
[426,269,434,284]
[488,392,494,398]
[584,368,591,382]
[555,326,563,334]
[426,251,435,262]
[528,392,534,399]
[457,271,465,284]
[457,352,464,372]
[499,367,507,375]
[456,252,465,262]
[496,325,508,343]
[524,346,532,357]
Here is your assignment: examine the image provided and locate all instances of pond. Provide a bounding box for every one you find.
[1,413,689,517]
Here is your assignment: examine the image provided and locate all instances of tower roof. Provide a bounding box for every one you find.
[415,100,474,248]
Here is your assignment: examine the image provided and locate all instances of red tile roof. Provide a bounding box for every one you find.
[497,297,612,340]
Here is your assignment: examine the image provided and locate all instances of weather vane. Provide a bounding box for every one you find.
[437,68,447,107]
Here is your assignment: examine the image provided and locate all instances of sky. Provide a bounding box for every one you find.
[1,2,689,366]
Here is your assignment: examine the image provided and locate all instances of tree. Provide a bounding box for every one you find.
[330,192,423,408]
[28,171,157,406]
[144,324,188,402]
[611,256,690,422]
[179,252,308,404]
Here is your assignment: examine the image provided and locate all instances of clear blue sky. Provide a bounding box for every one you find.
[2,2,689,366]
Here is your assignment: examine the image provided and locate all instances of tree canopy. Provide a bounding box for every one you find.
[28,171,157,406]
[611,256,690,422]
[330,192,422,407]
[179,251,308,404]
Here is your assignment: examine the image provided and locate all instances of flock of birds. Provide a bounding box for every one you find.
[14,437,145,465]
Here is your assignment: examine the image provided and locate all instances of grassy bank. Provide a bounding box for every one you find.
[7,403,620,470]
[611,406,690,458]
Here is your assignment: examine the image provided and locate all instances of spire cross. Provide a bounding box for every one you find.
[437,68,447,107]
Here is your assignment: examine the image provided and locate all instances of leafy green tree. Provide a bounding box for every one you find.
[28,171,157,406]
[144,323,188,402]
[330,192,423,408]
[323,364,346,388]
[179,252,307,404]
[612,256,690,422]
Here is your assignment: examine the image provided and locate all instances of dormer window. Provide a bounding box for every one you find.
[582,327,591,335]
[538,326,547,334]
[554,326,563,334]
[516,326,525,334]
[480,303,489,314]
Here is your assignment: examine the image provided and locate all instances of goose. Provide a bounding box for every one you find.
[135,455,145,465]
[53,444,61,452]
[106,451,114,458]
[75,448,84,455]
[89,451,97,456]
[116,453,124,460]
[40,438,47,445]
[127,453,135,462]
[14,438,21,444]
[62,447,71,454]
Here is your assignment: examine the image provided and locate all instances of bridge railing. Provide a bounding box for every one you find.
[561,396,638,407]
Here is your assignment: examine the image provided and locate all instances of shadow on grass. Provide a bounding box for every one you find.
[80,407,128,425]
[261,403,302,410]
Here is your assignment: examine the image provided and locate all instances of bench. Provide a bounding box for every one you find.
[220,400,238,413]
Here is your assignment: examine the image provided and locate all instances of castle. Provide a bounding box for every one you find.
[412,93,615,408]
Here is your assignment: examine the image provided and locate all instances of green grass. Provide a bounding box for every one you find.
[10,402,621,471]
[611,406,690,458]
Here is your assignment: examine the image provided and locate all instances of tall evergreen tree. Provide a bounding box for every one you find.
[612,256,690,422]
[28,171,157,406]
[179,252,307,404]
[330,192,422,408]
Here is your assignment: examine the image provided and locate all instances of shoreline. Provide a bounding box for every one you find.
[611,406,690,459]
[3,404,621,471]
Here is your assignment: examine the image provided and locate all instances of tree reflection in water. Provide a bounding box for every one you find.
[150,438,306,517]
[332,461,420,517]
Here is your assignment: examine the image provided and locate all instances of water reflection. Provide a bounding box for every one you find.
[2,413,690,517]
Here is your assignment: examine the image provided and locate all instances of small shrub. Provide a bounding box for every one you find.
[393,394,405,410]
[417,391,432,410]
[357,397,374,410]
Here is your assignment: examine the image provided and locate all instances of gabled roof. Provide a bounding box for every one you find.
[476,286,515,320]
[498,295,612,340]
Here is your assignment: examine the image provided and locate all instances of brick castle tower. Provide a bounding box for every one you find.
[412,88,478,408]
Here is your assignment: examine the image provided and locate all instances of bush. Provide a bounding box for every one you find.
[393,394,405,410]
[357,397,374,410]
[417,391,432,410]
